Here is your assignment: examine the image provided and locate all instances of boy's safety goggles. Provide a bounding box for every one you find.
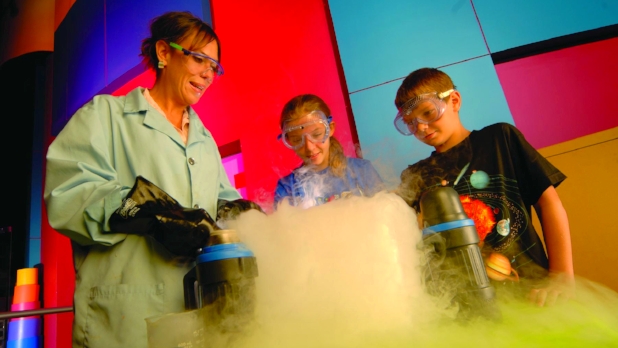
[277,110,333,150]
[394,89,454,135]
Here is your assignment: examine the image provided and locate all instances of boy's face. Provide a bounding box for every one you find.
[413,90,462,152]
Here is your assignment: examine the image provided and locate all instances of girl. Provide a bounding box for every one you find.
[274,94,384,208]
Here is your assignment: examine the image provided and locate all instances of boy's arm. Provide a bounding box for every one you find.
[530,185,575,306]
[533,186,573,276]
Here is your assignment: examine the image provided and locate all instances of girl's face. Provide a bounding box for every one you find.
[284,113,335,171]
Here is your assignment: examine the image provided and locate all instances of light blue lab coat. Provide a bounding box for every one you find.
[44,87,241,347]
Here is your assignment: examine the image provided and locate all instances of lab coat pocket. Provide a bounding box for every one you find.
[86,283,166,347]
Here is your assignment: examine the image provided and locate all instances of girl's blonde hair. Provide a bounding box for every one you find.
[280,94,347,177]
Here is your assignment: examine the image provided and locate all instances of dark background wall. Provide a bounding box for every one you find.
[0,51,50,312]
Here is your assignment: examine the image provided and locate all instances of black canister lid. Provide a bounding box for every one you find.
[420,186,470,227]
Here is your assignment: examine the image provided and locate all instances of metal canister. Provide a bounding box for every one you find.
[183,229,258,331]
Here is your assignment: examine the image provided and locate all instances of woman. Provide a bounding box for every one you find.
[274,94,384,209]
[44,11,259,347]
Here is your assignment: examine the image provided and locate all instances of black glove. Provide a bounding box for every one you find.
[109,176,217,257]
[217,198,264,222]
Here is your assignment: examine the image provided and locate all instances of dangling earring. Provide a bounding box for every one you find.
[158,61,166,69]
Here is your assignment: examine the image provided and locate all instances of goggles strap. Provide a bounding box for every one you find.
[437,89,454,99]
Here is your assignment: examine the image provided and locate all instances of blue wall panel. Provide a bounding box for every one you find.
[53,0,105,135]
[328,0,488,93]
[51,25,69,136]
[329,0,616,180]
[350,56,513,182]
[65,0,106,124]
[473,0,618,52]
[52,0,211,135]
[106,0,208,86]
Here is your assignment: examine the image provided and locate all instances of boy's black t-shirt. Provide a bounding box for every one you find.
[400,122,566,276]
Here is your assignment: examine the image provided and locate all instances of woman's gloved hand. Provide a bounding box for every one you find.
[109,176,217,257]
[217,199,264,222]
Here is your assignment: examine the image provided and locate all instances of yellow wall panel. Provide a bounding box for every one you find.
[534,126,618,291]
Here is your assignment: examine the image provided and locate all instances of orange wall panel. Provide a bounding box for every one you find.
[0,0,55,66]
[54,0,75,30]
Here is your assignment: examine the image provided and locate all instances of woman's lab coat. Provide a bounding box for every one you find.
[44,87,241,347]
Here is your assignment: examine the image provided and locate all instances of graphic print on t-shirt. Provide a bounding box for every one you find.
[453,169,529,254]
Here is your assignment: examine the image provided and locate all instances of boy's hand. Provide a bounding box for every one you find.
[528,272,575,307]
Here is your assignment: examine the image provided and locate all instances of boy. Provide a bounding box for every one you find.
[395,68,573,306]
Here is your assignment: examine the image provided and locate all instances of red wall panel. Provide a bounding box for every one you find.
[202,0,354,210]
[496,37,618,149]
[41,202,74,348]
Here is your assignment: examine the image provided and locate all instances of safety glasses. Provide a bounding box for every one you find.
[169,42,224,82]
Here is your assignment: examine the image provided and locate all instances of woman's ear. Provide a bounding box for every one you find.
[155,40,170,66]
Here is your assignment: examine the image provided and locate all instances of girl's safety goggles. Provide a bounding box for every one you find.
[394,89,454,135]
[277,110,333,150]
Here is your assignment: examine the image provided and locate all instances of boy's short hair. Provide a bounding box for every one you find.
[394,68,456,109]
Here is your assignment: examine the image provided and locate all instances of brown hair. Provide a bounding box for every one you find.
[140,11,221,77]
[394,68,456,109]
[280,94,347,177]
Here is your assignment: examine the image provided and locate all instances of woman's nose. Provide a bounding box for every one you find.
[200,68,214,80]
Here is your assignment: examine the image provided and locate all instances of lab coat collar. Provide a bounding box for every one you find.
[186,107,213,146]
[123,87,212,147]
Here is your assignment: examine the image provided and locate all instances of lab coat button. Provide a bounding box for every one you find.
[194,204,200,209]
[188,158,196,165]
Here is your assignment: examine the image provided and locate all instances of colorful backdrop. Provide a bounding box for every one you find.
[1,0,617,347]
